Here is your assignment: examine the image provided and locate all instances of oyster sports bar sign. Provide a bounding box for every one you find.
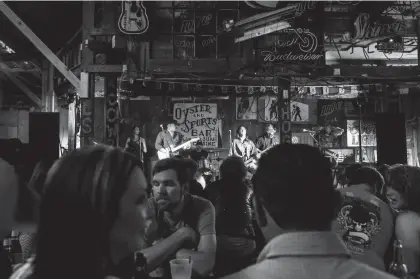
[343,13,406,43]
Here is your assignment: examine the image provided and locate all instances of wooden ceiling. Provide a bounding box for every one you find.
[0,1,82,107]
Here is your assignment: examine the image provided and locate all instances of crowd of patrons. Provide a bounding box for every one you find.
[0,140,419,279]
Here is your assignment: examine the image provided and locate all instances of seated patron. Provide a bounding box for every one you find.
[223,144,395,279]
[10,145,150,279]
[332,166,394,271]
[142,157,216,278]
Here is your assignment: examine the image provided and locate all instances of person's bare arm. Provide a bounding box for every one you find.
[395,212,420,274]
[124,138,131,149]
[176,200,216,277]
[141,138,148,153]
[176,234,217,277]
[141,227,192,272]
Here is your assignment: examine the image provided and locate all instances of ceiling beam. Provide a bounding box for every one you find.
[0,1,80,90]
[0,63,41,107]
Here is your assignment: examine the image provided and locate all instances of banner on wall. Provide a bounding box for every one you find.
[173,103,219,148]
[318,100,345,126]
[346,120,377,147]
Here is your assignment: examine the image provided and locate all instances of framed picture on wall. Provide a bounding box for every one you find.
[236,97,257,120]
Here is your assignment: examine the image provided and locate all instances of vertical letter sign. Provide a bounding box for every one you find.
[280,89,292,144]
[105,78,118,146]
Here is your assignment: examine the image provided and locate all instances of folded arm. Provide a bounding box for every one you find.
[140,229,187,272]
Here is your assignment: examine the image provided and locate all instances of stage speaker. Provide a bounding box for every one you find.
[375,113,407,165]
[29,112,60,164]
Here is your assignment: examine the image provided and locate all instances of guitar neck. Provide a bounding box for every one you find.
[172,140,193,152]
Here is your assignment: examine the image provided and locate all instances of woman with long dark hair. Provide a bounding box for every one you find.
[204,156,256,276]
[17,159,53,261]
[10,145,150,279]
[125,125,147,163]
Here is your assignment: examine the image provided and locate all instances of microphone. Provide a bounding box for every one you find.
[303,129,316,134]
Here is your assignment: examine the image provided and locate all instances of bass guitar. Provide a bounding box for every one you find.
[118,0,149,35]
[157,137,200,160]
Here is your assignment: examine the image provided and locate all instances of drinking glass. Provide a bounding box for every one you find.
[169,258,193,279]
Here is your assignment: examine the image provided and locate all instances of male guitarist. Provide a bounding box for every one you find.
[233,126,257,172]
[155,121,189,158]
[255,124,279,158]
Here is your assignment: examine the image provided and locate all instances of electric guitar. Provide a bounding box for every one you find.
[157,137,200,160]
[324,149,345,163]
[118,0,149,35]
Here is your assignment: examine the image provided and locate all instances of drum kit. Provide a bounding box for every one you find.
[197,148,226,183]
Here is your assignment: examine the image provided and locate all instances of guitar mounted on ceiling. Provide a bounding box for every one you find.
[118,0,150,35]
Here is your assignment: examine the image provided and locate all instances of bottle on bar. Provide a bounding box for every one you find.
[2,237,12,265]
[133,252,148,279]
[10,231,22,265]
[388,239,409,279]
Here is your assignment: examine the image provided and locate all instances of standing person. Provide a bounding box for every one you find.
[233,126,257,160]
[204,156,256,277]
[155,122,187,159]
[10,145,150,279]
[255,124,279,155]
[223,144,395,279]
[332,166,394,271]
[386,165,420,275]
[125,125,147,163]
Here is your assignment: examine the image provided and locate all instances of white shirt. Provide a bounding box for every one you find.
[222,231,397,279]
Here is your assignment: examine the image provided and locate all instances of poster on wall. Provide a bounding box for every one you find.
[173,103,219,148]
[346,120,377,147]
[263,96,279,122]
[236,97,258,120]
[291,101,309,123]
[262,97,309,123]
[318,100,345,126]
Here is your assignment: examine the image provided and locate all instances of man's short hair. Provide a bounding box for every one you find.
[153,157,189,186]
[253,144,338,231]
[348,166,384,195]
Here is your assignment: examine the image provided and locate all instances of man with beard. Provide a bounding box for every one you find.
[140,157,216,277]
[255,124,279,157]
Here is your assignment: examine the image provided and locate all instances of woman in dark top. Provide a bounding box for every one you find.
[204,156,256,276]
[125,125,147,163]
[10,145,150,279]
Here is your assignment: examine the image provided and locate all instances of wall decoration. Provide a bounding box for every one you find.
[263,96,278,122]
[118,1,150,35]
[236,97,258,120]
[346,120,377,147]
[173,103,219,148]
[318,99,345,126]
[280,89,292,144]
[291,101,309,123]
[263,98,309,123]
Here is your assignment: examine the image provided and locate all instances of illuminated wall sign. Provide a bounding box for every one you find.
[343,13,406,44]
[280,89,292,144]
